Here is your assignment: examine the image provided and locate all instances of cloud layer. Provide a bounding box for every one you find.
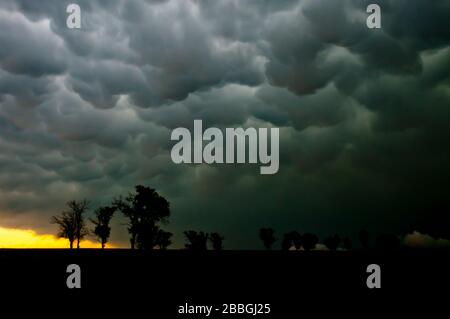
[0,0,449,248]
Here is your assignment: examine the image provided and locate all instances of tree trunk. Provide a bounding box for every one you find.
[70,240,73,250]
[77,238,80,249]
[130,235,135,250]
[101,240,105,249]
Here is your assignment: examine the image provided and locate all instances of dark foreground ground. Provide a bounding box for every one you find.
[0,249,448,316]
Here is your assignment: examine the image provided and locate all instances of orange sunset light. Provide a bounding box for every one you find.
[0,226,114,248]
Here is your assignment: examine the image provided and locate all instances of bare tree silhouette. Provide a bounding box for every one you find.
[302,233,318,251]
[281,233,293,250]
[324,234,341,251]
[114,185,170,250]
[259,228,277,250]
[184,231,209,250]
[209,232,224,250]
[70,200,90,249]
[52,200,89,249]
[90,206,115,249]
[51,211,76,249]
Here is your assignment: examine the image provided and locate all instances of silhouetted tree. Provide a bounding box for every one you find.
[281,233,293,250]
[302,233,318,251]
[155,229,173,250]
[376,233,401,251]
[135,222,160,250]
[209,233,224,251]
[259,228,277,250]
[184,231,209,251]
[343,237,352,250]
[359,230,370,250]
[69,199,90,249]
[324,234,341,251]
[52,200,89,249]
[289,231,302,250]
[90,206,115,249]
[114,185,170,250]
[51,211,76,249]
[113,197,137,249]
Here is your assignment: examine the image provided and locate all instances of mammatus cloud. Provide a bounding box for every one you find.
[0,0,449,248]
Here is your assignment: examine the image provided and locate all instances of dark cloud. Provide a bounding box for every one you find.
[0,0,449,247]
[0,10,67,77]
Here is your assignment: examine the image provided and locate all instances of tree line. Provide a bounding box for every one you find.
[52,185,404,251]
[259,228,403,251]
[52,185,226,250]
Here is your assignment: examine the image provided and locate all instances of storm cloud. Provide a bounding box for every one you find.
[0,0,449,248]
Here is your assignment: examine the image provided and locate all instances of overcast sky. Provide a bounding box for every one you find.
[0,0,449,248]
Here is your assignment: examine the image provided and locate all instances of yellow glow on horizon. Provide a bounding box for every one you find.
[0,226,115,248]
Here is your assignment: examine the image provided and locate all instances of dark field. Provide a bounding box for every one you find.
[0,248,448,316]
